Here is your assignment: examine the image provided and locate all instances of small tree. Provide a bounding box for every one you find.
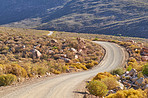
[87,80,108,97]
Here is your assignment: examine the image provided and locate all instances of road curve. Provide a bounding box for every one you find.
[2,41,125,98]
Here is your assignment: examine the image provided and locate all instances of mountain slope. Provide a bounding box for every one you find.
[1,0,148,38]
[0,0,69,24]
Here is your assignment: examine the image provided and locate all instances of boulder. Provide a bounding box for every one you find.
[123,81,131,87]
[128,69,137,76]
[32,49,42,58]
[135,77,145,86]
[75,55,78,59]
[70,48,77,53]
[108,90,115,94]
[145,84,148,89]
[141,56,148,61]
[51,39,58,43]
[48,50,54,54]
[60,54,67,58]
[125,71,129,75]
[125,75,132,80]
[132,84,139,89]
[131,77,138,82]
[116,82,124,90]
[78,49,83,52]
[60,57,71,63]
[142,47,148,53]
[46,72,50,76]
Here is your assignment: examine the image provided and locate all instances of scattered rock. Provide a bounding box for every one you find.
[116,82,124,90]
[135,77,145,86]
[141,56,148,61]
[132,84,139,89]
[60,57,71,63]
[108,90,115,94]
[46,72,50,76]
[70,48,77,53]
[131,77,138,82]
[75,55,78,59]
[128,69,137,76]
[38,75,42,78]
[144,84,148,89]
[51,39,58,43]
[48,50,54,54]
[125,75,132,80]
[123,81,131,87]
[32,49,42,58]
[125,71,129,75]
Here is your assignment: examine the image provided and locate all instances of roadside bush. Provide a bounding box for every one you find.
[110,68,125,75]
[106,88,147,98]
[6,64,28,77]
[142,64,148,76]
[129,57,137,62]
[93,72,115,80]
[70,63,87,70]
[86,63,94,69]
[101,77,119,90]
[0,64,5,74]
[87,80,108,97]
[37,67,47,75]
[51,69,61,74]
[0,74,16,86]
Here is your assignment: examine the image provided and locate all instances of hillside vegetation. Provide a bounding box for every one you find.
[0,27,104,86]
[1,0,148,38]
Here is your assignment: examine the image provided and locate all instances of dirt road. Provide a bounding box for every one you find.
[1,41,126,98]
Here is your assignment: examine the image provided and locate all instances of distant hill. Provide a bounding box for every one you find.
[1,0,148,38]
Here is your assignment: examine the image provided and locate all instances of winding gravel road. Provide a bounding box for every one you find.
[1,41,126,98]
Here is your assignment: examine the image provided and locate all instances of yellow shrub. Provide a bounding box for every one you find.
[37,67,47,75]
[101,77,119,90]
[69,63,87,70]
[129,57,137,62]
[93,61,99,65]
[79,64,87,70]
[86,63,94,69]
[50,68,61,74]
[0,74,17,86]
[106,89,147,98]
[0,64,5,74]
[6,64,28,77]
[93,72,116,80]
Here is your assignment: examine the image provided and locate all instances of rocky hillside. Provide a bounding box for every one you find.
[1,0,148,38]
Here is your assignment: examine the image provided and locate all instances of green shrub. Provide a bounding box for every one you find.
[110,68,125,75]
[0,74,16,86]
[101,77,119,90]
[127,65,132,71]
[93,38,99,41]
[142,64,148,76]
[87,80,108,97]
